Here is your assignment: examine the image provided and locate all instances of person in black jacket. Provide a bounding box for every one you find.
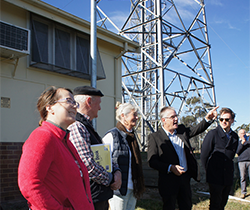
[201,107,238,210]
[147,106,218,210]
[237,129,250,199]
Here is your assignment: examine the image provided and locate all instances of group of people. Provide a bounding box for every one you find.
[18,86,144,210]
[18,85,248,210]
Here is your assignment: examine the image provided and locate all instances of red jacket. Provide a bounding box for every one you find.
[18,121,94,210]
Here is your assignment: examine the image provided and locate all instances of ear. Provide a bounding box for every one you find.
[121,113,125,118]
[86,97,92,107]
[46,105,54,115]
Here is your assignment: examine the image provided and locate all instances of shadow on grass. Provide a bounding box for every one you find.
[136,199,163,210]
[135,185,211,210]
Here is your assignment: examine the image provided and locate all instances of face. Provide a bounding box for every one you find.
[123,109,138,130]
[219,112,234,132]
[89,96,101,120]
[47,89,77,129]
[238,129,246,139]
[161,109,178,133]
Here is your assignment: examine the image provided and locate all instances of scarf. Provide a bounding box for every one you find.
[116,121,145,199]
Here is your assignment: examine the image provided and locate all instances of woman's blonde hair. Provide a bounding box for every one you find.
[115,101,137,122]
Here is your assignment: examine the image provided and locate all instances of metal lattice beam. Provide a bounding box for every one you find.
[97,0,216,150]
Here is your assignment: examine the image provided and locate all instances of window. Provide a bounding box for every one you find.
[76,36,89,74]
[55,28,70,69]
[30,14,105,80]
[31,20,48,63]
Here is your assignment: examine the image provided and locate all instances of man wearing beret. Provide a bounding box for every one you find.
[68,86,122,210]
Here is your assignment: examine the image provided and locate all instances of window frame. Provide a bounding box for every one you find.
[30,13,106,80]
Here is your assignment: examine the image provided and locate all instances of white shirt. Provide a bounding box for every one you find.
[102,132,133,189]
[162,127,188,173]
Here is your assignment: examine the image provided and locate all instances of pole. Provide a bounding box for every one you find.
[90,0,97,128]
[156,0,165,108]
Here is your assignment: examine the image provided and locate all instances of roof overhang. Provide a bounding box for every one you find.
[4,0,140,52]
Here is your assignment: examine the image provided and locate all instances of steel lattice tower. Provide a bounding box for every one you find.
[97,0,216,149]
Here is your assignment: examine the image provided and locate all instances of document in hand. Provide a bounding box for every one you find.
[91,144,112,172]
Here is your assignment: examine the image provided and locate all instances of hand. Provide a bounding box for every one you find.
[205,106,219,121]
[110,170,122,190]
[241,139,246,144]
[170,165,185,176]
[241,135,246,144]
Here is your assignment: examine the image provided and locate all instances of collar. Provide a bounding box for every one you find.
[240,136,249,141]
[46,120,69,139]
[77,112,90,121]
[125,127,133,133]
[162,126,176,136]
[222,127,232,135]
[42,121,69,141]
[46,120,67,132]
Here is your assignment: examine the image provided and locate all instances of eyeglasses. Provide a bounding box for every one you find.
[165,115,178,120]
[54,98,79,108]
[219,118,230,122]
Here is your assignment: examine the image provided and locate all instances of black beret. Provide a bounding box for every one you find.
[73,86,104,97]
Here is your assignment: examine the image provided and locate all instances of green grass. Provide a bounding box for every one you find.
[7,181,250,210]
[135,184,250,210]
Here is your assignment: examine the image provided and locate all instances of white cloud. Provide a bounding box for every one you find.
[214,19,240,31]
[174,0,199,7]
[103,0,222,32]
[108,11,129,29]
[227,22,240,31]
[207,0,223,6]
[244,17,250,23]
[161,0,205,29]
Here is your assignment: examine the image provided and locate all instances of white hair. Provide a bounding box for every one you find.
[116,102,137,122]
[74,95,92,104]
[160,106,176,123]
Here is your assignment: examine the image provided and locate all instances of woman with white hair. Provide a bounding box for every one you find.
[103,102,145,210]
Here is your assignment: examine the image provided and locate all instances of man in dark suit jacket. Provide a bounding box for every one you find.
[201,107,238,210]
[147,106,218,210]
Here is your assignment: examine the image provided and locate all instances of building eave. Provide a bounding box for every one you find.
[4,0,139,51]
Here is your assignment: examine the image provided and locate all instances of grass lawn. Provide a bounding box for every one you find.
[135,184,250,210]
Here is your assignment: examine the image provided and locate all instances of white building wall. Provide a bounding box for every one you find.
[0,0,134,142]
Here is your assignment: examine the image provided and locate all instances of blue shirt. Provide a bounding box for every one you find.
[162,127,188,173]
[240,135,249,142]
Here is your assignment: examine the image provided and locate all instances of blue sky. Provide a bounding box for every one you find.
[42,0,250,130]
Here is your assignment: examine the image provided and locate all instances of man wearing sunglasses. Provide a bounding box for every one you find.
[201,107,238,210]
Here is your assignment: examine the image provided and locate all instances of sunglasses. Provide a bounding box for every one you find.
[219,118,230,122]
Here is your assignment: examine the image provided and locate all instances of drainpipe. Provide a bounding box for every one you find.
[115,42,128,59]
[113,42,129,123]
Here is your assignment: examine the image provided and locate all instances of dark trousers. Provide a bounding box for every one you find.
[162,173,192,210]
[209,183,231,210]
[94,200,109,210]
[238,161,250,195]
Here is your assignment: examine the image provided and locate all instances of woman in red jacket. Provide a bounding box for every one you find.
[18,86,94,210]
